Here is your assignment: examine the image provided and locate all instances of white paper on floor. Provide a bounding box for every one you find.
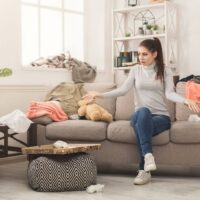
[86,184,104,194]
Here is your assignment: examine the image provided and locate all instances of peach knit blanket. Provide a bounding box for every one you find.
[26,101,68,121]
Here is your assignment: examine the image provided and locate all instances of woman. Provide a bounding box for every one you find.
[83,37,200,185]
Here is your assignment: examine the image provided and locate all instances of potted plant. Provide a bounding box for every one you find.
[0,67,12,77]
[125,32,131,37]
[151,24,159,34]
[142,21,148,32]
[146,24,152,35]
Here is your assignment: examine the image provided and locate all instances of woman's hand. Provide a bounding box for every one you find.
[184,99,200,113]
[82,91,102,103]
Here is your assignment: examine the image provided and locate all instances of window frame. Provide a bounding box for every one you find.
[21,0,85,69]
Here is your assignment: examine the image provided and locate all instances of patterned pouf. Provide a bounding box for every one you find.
[27,153,97,192]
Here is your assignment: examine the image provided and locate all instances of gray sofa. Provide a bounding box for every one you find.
[33,82,200,176]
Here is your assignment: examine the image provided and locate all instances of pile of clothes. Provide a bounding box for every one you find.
[26,82,87,124]
[177,75,200,104]
[0,82,88,132]
[31,52,97,83]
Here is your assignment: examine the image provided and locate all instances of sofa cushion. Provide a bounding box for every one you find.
[176,82,193,120]
[107,121,170,145]
[115,89,135,120]
[31,116,53,125]
[166,100,175,122]
[46,120,107,141]
[84,83,116,116]
[170,121,200,144]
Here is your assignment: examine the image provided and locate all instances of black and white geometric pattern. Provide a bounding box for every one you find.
[27,153,97,192]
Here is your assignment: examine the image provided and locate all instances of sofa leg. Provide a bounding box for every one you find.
[27,123,38,147]
[27,123,38,161]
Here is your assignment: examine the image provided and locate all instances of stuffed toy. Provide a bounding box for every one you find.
[78,99,113,122]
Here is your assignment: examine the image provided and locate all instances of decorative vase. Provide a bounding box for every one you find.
[138,27,144,35]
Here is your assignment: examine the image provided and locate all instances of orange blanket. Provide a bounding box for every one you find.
[186,81,200,106]
[26,101,68,121]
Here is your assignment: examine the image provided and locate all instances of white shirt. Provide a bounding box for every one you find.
[103,64,185,116]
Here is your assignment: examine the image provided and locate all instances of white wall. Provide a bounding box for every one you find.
[173,0,200,77]
[84,0,113,82]
[0,85,50,147]
[0,0,113,86]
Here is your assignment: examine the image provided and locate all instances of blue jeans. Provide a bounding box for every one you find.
[130,107,171,170]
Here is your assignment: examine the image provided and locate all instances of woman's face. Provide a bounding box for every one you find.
[138,46,157,66]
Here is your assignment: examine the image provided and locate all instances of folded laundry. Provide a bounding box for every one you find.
[26,101,68,121]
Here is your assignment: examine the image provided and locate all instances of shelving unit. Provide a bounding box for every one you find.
[114,33,166,41]
[114,3,165,13]
[114,66,134,70]
[112,1,177,73]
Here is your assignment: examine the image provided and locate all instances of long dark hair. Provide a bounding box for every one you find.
[139,37,165,82]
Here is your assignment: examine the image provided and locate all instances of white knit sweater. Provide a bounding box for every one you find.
[103,64,185,116]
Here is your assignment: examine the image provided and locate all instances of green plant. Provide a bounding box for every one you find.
[146,24,152,30]
[0,67,12,77]
[151,24,159,31]
[125,32,131,37]
[143,21,148,26]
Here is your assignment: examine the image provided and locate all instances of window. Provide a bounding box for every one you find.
[21,0,84,66]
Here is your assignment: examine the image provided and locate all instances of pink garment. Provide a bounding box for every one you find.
[26,101,68,121]
[186,81,200,106]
